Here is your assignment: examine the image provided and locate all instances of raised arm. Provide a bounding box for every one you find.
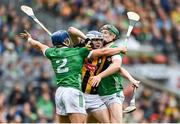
[20,30,49,54]
[68,27,87,40]
[91,55,122,87]
[68,27,87,45]
[119,67,140,88]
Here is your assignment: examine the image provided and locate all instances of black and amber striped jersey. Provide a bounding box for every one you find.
[81,56,106,94]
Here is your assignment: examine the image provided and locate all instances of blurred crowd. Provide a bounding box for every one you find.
[0,83,56,123]
[124,86,180,123]
[36,0,180,64]
[0,1,56,122]
[0,0,180,123]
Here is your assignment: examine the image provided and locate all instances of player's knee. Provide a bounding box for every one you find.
[110,116,122,123]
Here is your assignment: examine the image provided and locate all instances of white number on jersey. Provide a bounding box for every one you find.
[56,58,69,73]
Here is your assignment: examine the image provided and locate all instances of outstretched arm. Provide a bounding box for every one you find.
[20,30,49,54]
[119,67,140,88]
[91,55,122,87]
[89,46,127,58]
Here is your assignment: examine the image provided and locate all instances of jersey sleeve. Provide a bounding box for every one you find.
[79,47,90,59]
[44,48,53,59]
[110,44,124,57]
[111,54,122,61]
[110,44,123,65]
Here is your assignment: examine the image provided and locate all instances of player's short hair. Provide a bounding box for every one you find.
[100,24,120,40]
[51,30,71,46]
[86,30,103,40]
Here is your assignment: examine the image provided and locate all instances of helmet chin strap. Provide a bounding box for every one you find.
[103,39,115,46]
[63,38,71,47]
[62,42,70,47]
[55,41,70,48]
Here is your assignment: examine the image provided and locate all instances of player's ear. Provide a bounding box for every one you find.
[111,33,116,40]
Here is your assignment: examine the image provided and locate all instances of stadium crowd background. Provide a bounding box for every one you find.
[0,0,180,123]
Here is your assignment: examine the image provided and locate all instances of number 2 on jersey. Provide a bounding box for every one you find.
[56,58,69,73]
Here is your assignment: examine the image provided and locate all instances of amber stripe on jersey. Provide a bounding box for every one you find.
[81,57,106,94]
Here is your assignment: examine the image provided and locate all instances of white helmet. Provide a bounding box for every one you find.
[86,31,103,40]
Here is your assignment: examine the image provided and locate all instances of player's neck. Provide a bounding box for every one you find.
[104,42,114,48]
[55,45,68,48]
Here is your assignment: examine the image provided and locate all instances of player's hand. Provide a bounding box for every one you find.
[90,75,101,87]
[84,38,94,49]
[131,80,140,88]
[120,46,127,54]
[85,41,94,49]
[20,30,31,40]
[84,38,91,44]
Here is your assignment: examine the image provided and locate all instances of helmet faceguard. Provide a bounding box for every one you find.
[86,31,104,49]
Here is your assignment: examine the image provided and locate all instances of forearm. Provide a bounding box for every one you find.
[120,67,136,82]
[68,27,87,40]
[98,62,120,79]
[91,47,123,58]
[103,47,122,56]
[90,58,122,87]
[28,37,45,51]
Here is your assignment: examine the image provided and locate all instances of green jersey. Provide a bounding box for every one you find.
[45,47,90,90]
[98,44,123,96]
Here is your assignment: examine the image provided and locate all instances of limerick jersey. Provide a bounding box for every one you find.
[81,56,106,94]
[45,47,90,90]
[98,44,124,96]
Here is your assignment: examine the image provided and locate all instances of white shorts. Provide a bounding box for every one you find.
[84,94,107,113]
[55,86,86,116]
[100,91,124,106]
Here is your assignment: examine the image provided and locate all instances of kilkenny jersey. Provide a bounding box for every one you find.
[97,44,124,96]
[81,56,106,94]
[45,47,90,91]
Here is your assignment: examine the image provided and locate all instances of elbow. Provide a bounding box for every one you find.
[120,66,125,71]
[116,64,121,70]
[119,67,123,75]
[114,61,122,70]
[113,63,121,71]
[113,66,121,73]
[68,27,75,34]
